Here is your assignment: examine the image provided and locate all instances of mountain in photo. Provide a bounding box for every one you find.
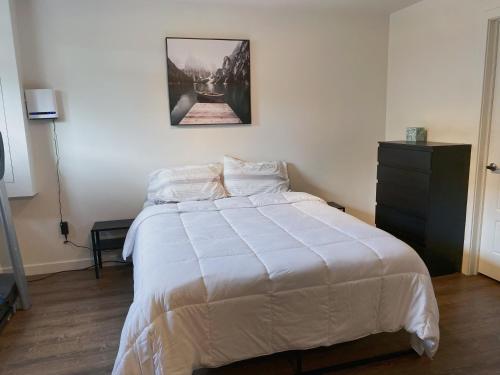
[213,40,250,85]
[167,58,192,84]
[183,55,212,81]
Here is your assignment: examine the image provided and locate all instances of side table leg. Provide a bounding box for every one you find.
[296,351,302,374]
[91,232,100,279]
[96,232,103,269]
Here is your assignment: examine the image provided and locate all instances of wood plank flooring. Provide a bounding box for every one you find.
[0,267,498,375]
[179,103,242,125]
[0,266,133,375]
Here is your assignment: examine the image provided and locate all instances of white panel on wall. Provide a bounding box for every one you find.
[0,79,14,183]
[0,0,36,198]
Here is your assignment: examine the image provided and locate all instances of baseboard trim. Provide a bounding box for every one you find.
[0,258,93,276]
[27,258,96,275]
[0,251,126,276]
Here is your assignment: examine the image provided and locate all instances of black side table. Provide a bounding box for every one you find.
[327,201,346,212]
[91,219,133,279]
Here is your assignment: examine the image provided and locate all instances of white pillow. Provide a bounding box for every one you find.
[223,155,290,196]
[147,163,226,203]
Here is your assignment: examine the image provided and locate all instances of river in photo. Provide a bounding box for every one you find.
[169,82,251,125]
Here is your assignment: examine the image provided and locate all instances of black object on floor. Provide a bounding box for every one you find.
[0,273,17,332]
[91,219,134,279]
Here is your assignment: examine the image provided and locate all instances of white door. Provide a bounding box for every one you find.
[479,24,500,281]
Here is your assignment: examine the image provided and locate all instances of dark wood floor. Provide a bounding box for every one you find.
[0,267,498,375]
[0,266,133,375]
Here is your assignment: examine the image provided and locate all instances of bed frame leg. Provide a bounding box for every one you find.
[295,351,303,374]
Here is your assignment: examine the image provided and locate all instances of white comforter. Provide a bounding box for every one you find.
[113,192,439,375]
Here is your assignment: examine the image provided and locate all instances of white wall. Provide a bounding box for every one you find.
[386,0,500,273]
[11,0,390,274]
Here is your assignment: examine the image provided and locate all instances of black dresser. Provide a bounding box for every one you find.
[375,141,471,276]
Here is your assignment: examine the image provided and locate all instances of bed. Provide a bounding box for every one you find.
[112,192,439,375]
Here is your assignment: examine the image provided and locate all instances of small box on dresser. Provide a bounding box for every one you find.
[375,141,471,276]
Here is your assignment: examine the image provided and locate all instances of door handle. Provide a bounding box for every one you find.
[486,163,499,172]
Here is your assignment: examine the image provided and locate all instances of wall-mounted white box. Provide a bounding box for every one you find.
[25,89,58,120]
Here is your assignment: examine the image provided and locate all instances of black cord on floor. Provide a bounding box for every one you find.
[64,240,91,250]
[27,261,129,283]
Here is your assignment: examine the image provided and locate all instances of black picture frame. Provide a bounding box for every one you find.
[166,37,252,126]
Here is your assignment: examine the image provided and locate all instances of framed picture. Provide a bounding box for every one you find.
[166,37,251,126]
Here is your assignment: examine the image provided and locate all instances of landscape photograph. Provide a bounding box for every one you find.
[166,37,251,125]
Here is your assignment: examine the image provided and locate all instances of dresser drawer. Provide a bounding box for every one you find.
[378,146,432,172]
[377,165,430,191]
[375,204,426,246]
[376,182,428,218]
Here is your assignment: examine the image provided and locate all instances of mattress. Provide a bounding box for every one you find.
[113,192,439,375]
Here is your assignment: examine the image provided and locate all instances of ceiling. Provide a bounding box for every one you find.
[177,0,423,14]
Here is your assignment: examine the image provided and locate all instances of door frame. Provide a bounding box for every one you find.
[469,7,500,275]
